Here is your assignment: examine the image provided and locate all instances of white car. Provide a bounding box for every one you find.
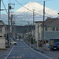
[10,41,17,45]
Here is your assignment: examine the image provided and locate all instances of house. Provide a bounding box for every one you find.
[0,20,6,49]
[35,17,59,42]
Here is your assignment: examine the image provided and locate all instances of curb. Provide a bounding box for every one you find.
[43,48,50,51]
[0,49,6,50]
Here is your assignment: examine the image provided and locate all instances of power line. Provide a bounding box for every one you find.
[15,0,52,17]
[15,0,32,12]
[2,0,8,14]
[15,0,44,16]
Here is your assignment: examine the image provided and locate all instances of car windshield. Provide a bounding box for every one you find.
[54,42,59,45]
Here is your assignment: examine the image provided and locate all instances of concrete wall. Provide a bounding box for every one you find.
[0,38,5,49]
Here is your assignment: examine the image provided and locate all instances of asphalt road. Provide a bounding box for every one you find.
[2,41,52,59]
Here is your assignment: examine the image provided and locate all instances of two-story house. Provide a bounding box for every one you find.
[35,17,59,43]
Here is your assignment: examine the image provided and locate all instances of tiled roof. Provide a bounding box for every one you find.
[42,17,59,27]
[0,20,5,25]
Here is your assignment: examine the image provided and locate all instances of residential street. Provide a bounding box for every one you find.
[0,0,59,59]
[0,41,52,59]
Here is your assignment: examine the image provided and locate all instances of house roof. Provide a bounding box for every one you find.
[41,17,59,27]
[0,20,5,26]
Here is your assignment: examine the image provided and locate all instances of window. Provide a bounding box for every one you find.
[56,27,59,31]
[0,27,2,32]
[52,27,55,31]
[0,36,2,37]
[45,27,47,31]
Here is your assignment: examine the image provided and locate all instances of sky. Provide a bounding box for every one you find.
[1,0,59,14]
[1,0,59,25]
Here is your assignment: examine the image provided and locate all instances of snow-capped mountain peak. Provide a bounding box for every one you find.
[16,2,57,16]
[16,2,43,12]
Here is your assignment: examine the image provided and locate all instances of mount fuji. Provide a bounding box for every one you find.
[1,2,58,25]
[16,2,57,16]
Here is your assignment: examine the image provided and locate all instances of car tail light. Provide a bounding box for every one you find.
[58,45,59,47]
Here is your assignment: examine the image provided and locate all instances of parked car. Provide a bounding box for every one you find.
[50,42,59,50]
[10,40,17,45]
[49,39,59,50]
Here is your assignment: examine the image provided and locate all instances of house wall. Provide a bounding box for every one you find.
[44,27,59,40]
[0,22,6,49]
[35,23,59,41]
[44,31,59,40]
[0,26,5,37]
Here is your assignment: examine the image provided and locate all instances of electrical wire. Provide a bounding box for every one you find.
[15,0,53,18]
[15,0,32,12]
[15,0,44,16]
[5,0,57,23]
[2,0,8,14]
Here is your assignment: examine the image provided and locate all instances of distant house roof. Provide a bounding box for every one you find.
[35,21,43,23]
[33,17,59,27]
[0,20,5,26]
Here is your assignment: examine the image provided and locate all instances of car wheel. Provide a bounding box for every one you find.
[14,43,17,45]
[50,48,54,51]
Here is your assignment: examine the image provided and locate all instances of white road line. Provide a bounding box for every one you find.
[24,42,52,59]
[4,46,15,59]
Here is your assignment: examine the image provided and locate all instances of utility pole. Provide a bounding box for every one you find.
[28,21,29,33]
[8,3,15,33]
[10,14,13,33]
[32,9,35,45]
[33,9,35,25]
[13,21,15,40]
[8,3,11,31]
[27,21,30,42]
[0,0,1,19]
[8,3,12,47]
[8,3,14,47]
[42,1,45,46]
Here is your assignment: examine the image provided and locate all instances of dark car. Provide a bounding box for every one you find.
[52,42,59,50]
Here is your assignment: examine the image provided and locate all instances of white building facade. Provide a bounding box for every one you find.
[0,20,6,49]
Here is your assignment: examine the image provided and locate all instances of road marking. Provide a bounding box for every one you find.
[4,46,15,59]
[17,56,19,58]
[20,56,22,58]
[24,42,52,59]
[13,56,15,58]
